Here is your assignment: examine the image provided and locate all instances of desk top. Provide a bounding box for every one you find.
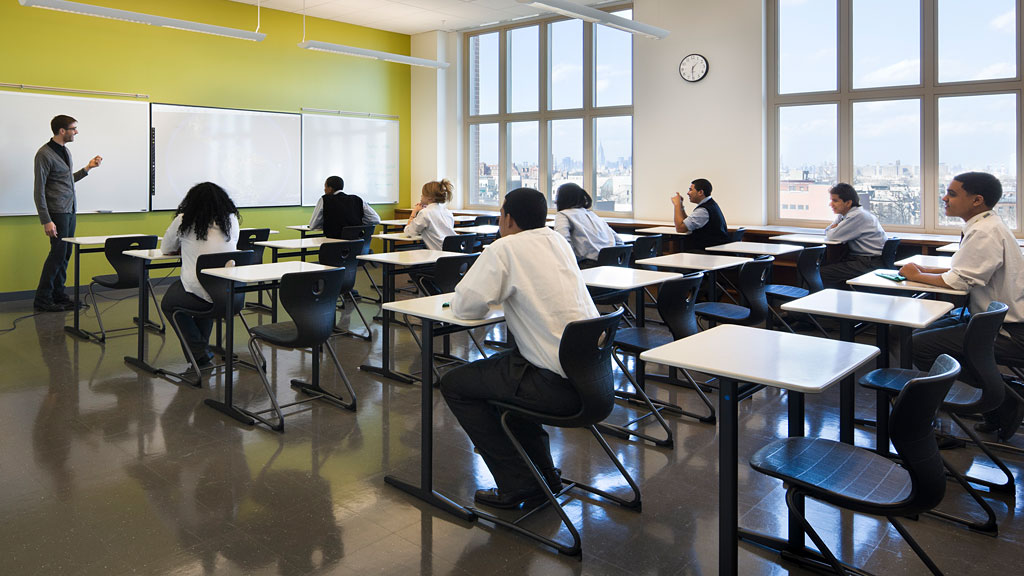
[936,241,1024,253]
[373,232,422,242]
[581,266,682,290]
[286,224,314,232]
[454,224,500,235]
[240,228,280,234]
[383,292,505,326]
[636,252,751,271]
[895,254,953,268]
[255,237,345,250]
[707,241,803,256]
[358,249,456,266]
[617,233,640,244]
[635,226,690,236]
[640,324,879,393]
[64,233,149,245]
[847,269,968,296]
[123,249,181,261]
[203,261,334,283]
[782,288,954,328]
[887,232,960,244]
[768,233,841,246]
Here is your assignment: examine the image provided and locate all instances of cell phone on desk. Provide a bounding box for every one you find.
[875,272,906,283]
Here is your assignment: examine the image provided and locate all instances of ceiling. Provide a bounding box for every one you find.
[227,0,616,36]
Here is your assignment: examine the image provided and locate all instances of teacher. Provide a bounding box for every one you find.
[32,115,102,312]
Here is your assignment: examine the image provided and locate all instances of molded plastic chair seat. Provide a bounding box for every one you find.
[87,235,166,342]
[248,322,300,345]
[612,326,674,352]
[859,368,926,395]
[694,255,773,329]
[691,301,754,323]
[763,283,808,300]
[318,239,372,340]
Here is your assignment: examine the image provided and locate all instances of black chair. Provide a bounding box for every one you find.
[694,255,774,329]
[730,227,746,242]
[236,228,271,311]
[764,245,829,336]
[750,354,960,576]
[631,233,664,308]
[470,309,641,557]
[605,273,715,446]
[881,237,901,269]
[589,245,635,324]
[88,235,165,342]
[246,267,357,431]
[859,302,1013,534]
[339,224,381,303]
[319,240,373,341]
[160,250,256,387]
[441,233,478,254]
[473,215,498,226]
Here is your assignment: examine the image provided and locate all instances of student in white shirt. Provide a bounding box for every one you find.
[160,182,240,367]
[440,187,598,509]
[553,182,622,267]
[820,182,888,288]
[901,172,1024,440]
[404,179,457,251]
[307,175,380,234]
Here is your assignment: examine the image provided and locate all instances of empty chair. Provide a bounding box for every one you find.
[730,227,746,242]
[339,224,381,302]
[694,255,774,329]
[441,233,478,254]
[589,245,635,323]
[88,235,165,342]
[469,309,641,557]
[473,215,498,226]
[631,234,664,307]
[881,236,901,269]
[246,267,357,431]
[318,239,373,340]
[236,228,271,311]
[765,245,828,335]
[750,355,960,576]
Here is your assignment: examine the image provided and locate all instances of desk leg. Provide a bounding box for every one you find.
[360,262,414,384]
[205,281,256,426]
[64,244,87,339]
[898,326,912,369]
[719,377,738,576]
[125,259,161,373]
[788,392,806,550]
[635,287,645,327]
[837,320,855,445]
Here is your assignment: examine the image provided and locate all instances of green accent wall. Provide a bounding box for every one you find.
[0,0,410,294]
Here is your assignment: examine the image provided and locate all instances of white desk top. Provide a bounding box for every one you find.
[123,249,181,261]
[203,261,334,283]
[617,233,640,244]
[240,228,280,234]
[936,241,1024,254]
[707,241,803,256]
[887,232,960,244]
[782,288,954,328]
[895,254,953,268]
[605,217,674,226]
[255,237,346,250]
[634,226,690,236]
[454,224,500,235]
[580,266,682,290]
[383,292,505,326]
[286,224,313,232]
[373,232,422,242]
[378,218,409,227]
[768,233,841,246]
[640,324,879,394]
[64,233,149,245]
[847,269,968,296]
[636,252,751,271]
[358,249,455,266]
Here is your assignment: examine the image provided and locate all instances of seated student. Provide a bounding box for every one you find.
[160,182,240,366]
[900,172,1024,441]
[670,178,730,251]
[553,182,623,267]
[308,175,381,237]
[820,182,887,288]
[440,187,599,508]
[404,179,457,251]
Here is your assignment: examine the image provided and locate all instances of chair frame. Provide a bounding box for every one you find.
[318,239,373,341]
[86,235,166,343]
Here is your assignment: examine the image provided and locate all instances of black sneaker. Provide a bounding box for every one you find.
[34,300,66,312]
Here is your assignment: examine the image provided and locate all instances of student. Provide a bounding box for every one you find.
[553,182,623,267]
[404,179,457,251]
[900,172,1024,440]
[670,178,729,250]
[307,175,381,237]
[440,187,598,509]
[160,182,241,367]
[820,182,888,288]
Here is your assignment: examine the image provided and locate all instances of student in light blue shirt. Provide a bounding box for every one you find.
[820,182,887,288]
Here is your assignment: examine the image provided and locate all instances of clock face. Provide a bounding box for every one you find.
[679,54,708,82]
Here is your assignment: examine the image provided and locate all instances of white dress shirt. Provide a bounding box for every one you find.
[682,196,713,231]
[452,226,599,377]
[308,195,381,229]
[162,213,240,303]
[824,206,886,257]
[943,210,1024,323]
[404,202,456,251]
[553,207,623,262]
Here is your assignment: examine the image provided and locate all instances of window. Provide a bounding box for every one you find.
[770,0,1022,232]
[465,5,634,212]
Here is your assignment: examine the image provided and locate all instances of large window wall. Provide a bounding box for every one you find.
[465,5,634,213]
[769,0,1021,231]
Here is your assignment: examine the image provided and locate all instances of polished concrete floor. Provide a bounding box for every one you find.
[1,275,1023,576]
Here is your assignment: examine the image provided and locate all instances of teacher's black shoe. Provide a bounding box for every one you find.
[33,300,66,312]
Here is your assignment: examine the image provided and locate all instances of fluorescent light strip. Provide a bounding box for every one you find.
[298,40,449,70]
[19,0,266,42]
[515,0,669,40]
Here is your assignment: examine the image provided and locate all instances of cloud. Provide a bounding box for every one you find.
[860,59,919,86]
[990,9,1015,31]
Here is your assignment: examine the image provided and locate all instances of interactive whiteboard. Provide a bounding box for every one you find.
[301,114,399,206]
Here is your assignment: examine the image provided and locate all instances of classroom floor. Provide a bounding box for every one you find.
[1,274,1023,576]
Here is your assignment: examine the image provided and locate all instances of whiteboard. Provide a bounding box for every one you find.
[151,104,301,210]
[0,91,150,216]
[302,114,399,206]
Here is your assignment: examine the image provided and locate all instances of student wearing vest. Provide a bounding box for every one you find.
[820,183,888,289]
[307,175,381,238]
[671,178,729,251]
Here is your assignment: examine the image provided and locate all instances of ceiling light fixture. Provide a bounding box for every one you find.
[515,0,669,40]
[298,40,450,69]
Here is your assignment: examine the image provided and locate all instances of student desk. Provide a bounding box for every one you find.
[707,241,803,257]
[121,249,182,374]
[373,232,423,253]
[936,241,1024,254]
[380,215,477,232]
[200,261,335,428]
[782,289,953,450]
[635,226,689,236]
[846,269,968,297]
[768,233,842,246]
[382,292,504,521]
[894,254,952,268]
[579,266,682,327]
[640,325,879,576]
[616,233,641,244]
[453,224,499,235]
[635,252,751,302]
[255,237,346,263]
[62,234,149,341]
[286,224,322,239]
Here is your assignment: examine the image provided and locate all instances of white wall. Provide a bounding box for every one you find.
[411,31,463,208]
[633,0,766,225]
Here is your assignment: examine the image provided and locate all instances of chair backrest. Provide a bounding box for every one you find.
[441,233,477,254]
[881,237,901,269]
[657,272,704,339]
[630,234,662,266]
[958,301,1010,413]
[736,255,774,326]
[103,235,158,288]
[322,193,365,238]
[430,254,480,294]
[339,224,377,255]
[731,227,746,242]
[195,250,256,318]
[278,267,346,349]
[558,309,624,426]
[596,245,632,267]
[474,215,498,226]
[236,228,270,263]
[888,354,960,514]
[317,239,364,295]
[796,245,826,293]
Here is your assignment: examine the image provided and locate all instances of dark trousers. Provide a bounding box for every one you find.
[161,280,215,359]
[35,212,76,304]
[821,255,883,289]
[440,349,581,492]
